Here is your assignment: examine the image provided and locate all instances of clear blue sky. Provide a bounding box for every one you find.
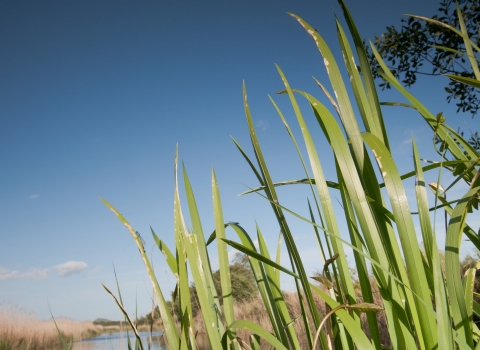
[1,0,479,321]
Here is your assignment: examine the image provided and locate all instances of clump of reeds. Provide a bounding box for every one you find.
[185,286,390,350]
[0,304,101,350]
[100,0,480,348]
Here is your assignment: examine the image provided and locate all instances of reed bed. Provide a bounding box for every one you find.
[186,286,390,349]
[101,0,480,348]
[0,304,102,350]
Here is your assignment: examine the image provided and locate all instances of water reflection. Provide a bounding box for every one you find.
[72,331,166,350]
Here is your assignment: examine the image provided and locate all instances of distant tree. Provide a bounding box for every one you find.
[170,253,257,318]
[171,285,200,318]
[231,251,251,268]
[212,253,257,304]
[367,0,480,149]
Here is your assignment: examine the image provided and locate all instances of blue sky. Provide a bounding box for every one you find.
[1,0,479,322]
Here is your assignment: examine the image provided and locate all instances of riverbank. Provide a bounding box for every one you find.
[0,304,112,350]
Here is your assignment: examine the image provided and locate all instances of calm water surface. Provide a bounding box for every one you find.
[72,331,167,350]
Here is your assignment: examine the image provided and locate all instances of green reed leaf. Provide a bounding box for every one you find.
[221,238,299,279]
[310,284,374,349]
[255,224,298,347]
[102,284,144,350]
[211,169,235,345]
[337,0,390,151]
[100,198,179,349]
[445,75,480,90]
[413,137,455,349]
[223,320,288,350]
[242,81,322,332]
[445,186,480,347]
[363,131,437,349]
[175,163,223,349]
[151,228,177,276]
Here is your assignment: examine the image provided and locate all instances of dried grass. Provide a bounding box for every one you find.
[0,304,102,350]
[187,284,390,349]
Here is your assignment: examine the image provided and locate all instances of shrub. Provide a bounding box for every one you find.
[212,254,257,304]
[170,254,257,319]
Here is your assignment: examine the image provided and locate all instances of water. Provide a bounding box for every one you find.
[72,331,167,350]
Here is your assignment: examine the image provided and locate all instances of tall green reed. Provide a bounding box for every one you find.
[102,1,480,348]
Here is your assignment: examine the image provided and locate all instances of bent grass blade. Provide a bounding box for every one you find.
[151,228,178,276]
[48,303,73,350]
[100,198,179,349]
[222,320,288,350]
[113,264,133,350]
[309,285,375,350]
[102,284,144,350]
[220,238,299,279]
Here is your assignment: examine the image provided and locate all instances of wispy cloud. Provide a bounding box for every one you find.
[29,194,39,199]
[256,120,269,131]
[0,261,88,280]
[392,136,414,156]
[0,267,49,281]
[54,261,88,277]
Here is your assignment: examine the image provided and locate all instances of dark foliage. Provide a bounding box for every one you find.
[170,253,257,318]
[212,258,257,304]
[367,0,480,117]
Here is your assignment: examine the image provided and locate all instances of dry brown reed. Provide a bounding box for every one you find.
[185,283,390,350]
[0,304,102,350]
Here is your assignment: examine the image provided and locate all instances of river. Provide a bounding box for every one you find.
[72,331,166,350]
